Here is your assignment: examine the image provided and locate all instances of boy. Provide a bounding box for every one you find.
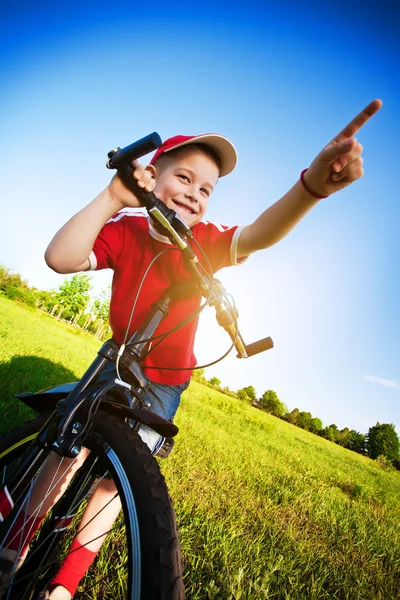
[1,99,382,599]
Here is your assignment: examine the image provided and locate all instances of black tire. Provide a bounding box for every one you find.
[0,412,184,599]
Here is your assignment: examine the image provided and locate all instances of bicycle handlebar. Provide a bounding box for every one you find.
[106,132,162,169]
[244,336,274,357]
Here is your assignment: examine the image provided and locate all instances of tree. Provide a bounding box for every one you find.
[36,289,59,312]
[282,408,300,426]
[92,286,111,322]
[209,377,221,387]
[237,389,249,402]
[366,423,400,462]
[259,390,287,417]
[0,265,37,307]
[3,285,36,307]
[56,274,92,318]
[90,286,112,338]
[242,385,256,401]
[0,266,30,293]
[348,430,366,454]
[237,385,256,404]
[309,417,323,435]
[297,411,313,431]
[320,425,336,442]
[335,427,352,448]
[0,265,7,287]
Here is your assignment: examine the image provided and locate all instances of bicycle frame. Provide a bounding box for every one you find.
[0,133,274,537]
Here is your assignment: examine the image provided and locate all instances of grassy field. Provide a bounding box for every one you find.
[1,295,399,599]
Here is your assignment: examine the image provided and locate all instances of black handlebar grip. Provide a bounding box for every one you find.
[245,336,274,357]
[107,132,162,169]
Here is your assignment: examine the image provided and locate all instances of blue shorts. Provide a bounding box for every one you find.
[138,379,190,454]
[98,362,189,455]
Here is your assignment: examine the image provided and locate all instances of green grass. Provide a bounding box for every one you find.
[168,387,400,599]
[0,296,99,431]
[1,296,399,599]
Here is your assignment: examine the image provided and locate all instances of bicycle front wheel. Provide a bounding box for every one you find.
[0,412,184,599]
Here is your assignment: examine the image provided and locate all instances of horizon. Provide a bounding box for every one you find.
[1,267,397,440]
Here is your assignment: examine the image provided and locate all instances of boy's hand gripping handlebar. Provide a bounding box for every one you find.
[107,133,274,360]
[107,132,193,240]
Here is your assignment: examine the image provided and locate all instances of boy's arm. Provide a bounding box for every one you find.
[45,167,155,274]
[238,99,382,257]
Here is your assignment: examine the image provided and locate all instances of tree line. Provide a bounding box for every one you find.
[0,265,111,339]
[193,371,400,471]
[2,264,399,470]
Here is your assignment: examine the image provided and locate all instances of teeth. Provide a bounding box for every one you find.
[174,201,194,214]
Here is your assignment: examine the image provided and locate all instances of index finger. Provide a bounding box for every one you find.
[332,99,383,142]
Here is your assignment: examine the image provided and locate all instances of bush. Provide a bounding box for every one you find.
[0,267,30,292]
[376,455,396,472]
[192,368,206,384]
[4,285,36,308]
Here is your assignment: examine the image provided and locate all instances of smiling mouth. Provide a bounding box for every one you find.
[172,200,196,215]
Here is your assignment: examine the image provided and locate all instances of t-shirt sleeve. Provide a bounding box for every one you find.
[88,213,126,271]
[194,222,248,273]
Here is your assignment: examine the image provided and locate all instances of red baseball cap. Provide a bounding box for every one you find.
[150,134,237,177]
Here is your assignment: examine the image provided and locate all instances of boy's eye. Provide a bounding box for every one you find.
[178,174,189,182]
[200,188,210,197]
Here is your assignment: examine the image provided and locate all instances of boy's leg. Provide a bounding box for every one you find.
[0,449,90,594]
[1,449,90,555]
[47,478,121,599]
[27,449,91,518]
[1,365,116,565]
[45,377,190,598]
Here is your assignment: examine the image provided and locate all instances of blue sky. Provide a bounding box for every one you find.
[1,0,399,436]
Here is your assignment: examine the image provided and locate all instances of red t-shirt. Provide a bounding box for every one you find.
[89,210,245,385]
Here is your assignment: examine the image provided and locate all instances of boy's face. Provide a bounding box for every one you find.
[153,148,219,228]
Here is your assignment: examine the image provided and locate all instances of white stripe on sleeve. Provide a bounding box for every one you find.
[88,251,97,270]
[230,225,248,266]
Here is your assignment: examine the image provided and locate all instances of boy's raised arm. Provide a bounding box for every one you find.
[45,166,155,274]
[238,99,382,257]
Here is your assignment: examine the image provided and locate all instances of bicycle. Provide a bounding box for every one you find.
[0,133,273,599]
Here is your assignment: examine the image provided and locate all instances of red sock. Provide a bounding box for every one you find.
[49,538,98,596]
[2,510,44,553]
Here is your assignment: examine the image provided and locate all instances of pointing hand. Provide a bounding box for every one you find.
[303,99,383,198]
